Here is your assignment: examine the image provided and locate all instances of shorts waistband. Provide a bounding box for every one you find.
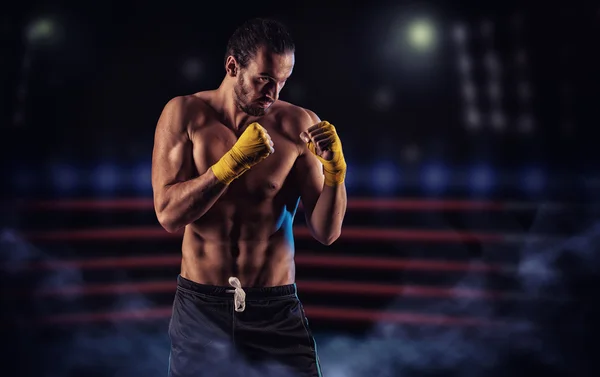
[177,275,297,300]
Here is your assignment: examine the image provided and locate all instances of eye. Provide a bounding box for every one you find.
[258,76,270,82]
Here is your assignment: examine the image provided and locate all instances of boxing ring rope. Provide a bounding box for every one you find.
[12,197,560,329]
[19,197,567,212]
[20,253,509,273]
[23,226,535,243]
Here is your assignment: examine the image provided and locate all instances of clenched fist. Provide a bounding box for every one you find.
[234,122,274,164]
[211,122,274,185]
[300,121,347,186]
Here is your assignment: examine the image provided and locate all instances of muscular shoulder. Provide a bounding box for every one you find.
[273,100,321,135]
[158,93,212,135]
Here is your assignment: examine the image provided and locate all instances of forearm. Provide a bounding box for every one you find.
[308,183,347,245]
[155,168,227,233]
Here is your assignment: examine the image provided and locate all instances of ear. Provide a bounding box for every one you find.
[225,56,238,77]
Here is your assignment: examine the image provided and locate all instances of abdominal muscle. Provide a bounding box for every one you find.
[179,201,297,288]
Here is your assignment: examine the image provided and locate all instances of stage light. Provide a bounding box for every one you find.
[92,163,119,195]
[469,163,495,195]
[421,162,448,195]
[371,161,400,195]
[26,17,59,46]
[132,162,152,194]
[452,24,467,46]
[465,107,481,130]
[407,18,436,52]
[377,10,442,81]
[27,18,55,41]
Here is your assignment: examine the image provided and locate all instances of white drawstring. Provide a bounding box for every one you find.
[228,277,246,312]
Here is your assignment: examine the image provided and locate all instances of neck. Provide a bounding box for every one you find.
[215,78,255,132]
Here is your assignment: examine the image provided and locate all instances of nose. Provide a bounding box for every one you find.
[263,82,281,101]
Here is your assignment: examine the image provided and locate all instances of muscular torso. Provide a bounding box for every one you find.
[180,92,306,287]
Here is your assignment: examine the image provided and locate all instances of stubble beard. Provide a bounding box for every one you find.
[234,75,266,117]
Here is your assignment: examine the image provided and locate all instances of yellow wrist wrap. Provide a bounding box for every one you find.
[306,121,347,187]
[210,122,272,185]
[211,146,252,185]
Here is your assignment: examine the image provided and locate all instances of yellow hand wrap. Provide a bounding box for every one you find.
[306,121,347,186]
[211,122,272,185]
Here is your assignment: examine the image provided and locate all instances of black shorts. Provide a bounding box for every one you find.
[168,275,322,377]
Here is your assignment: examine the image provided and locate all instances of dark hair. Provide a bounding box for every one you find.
[225,18,295,69]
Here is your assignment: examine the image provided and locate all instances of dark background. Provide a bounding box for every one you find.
[1,1,600,376]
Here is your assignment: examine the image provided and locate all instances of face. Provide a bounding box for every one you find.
[232,46,295,116]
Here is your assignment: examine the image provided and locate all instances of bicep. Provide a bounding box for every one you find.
[151,97,194,195]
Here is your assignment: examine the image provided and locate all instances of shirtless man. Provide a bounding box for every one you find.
[151,18,347,376]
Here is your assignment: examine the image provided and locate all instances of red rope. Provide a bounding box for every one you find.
[23,253,507,273]
[19,197,554,212]
[38,305,508,327]
[23,226,508,243]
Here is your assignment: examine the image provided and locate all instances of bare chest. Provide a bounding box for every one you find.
[191,121,300,201]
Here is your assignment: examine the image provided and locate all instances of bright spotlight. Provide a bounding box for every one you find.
[26,17,58,45]
[407,19,436,52]
[379,10,442,79]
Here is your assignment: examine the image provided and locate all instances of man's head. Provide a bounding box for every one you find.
[225,18,295,116]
